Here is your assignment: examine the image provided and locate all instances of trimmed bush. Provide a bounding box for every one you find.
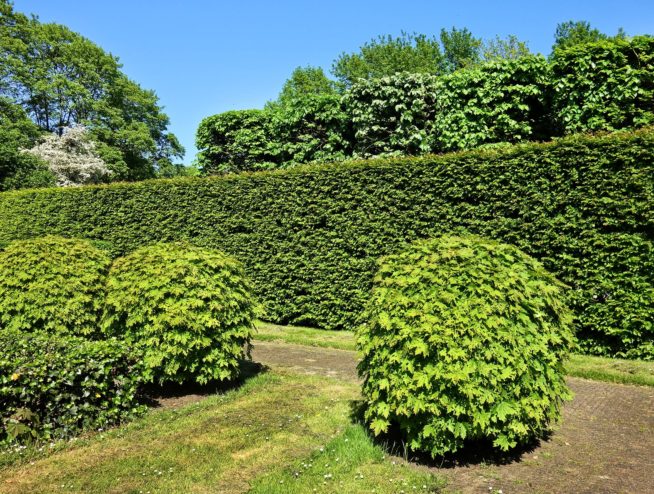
[0,330,145,445]
[0,236,111,337]
[0,129,652,358]
[197,37,654,171]
[356,235,575,456]
[196,109,277,174]
[344,72,440,157]
[433,55,552,151]
[101,243,256,384]
[551,36,654,134]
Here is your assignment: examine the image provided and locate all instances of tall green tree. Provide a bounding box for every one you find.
[552,20,626,53]
[331,32,445,87]
[330,28,529,87]
[0,96,54,190]
[266,66,337,110]
[439,27,483,72]
[482,34,531,61]
[0,0,183,181]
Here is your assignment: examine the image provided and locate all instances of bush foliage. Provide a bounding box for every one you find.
[551,36,654,134]
[196,110,276,174]
[356,235,575,456]
[344,73,440,157]
[101,243,256,384]
[0,330,144,445]
[0,236,111,338]
[0,129,652,358]
[433,55,551,151]
[197,36,654,172]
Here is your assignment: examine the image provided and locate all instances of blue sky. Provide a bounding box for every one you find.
[12,0,654,164]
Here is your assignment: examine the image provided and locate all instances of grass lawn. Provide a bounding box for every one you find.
[255,322,654,387]
[0,370,442,494]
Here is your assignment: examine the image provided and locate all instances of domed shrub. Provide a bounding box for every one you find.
[101,243,256,385]
[0,236,111,337]
[357,235,575,457]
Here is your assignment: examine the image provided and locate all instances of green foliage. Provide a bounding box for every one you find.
[269,93,353,166]
[345,56,550,157]
[0,129,653,358]
[0,329,145,445]
[0,236,111,337]
[266,66,337,110]
[439,27,483,72]
[0,97,54,190]
[332,32,445,87]
[433,55,552,151]
[551,20,620,53]
[482,34,531,62]
[356,235,575,456]
[196,110,276,174]
[200,37,653,171]
[0,1,183,180]
[101,243,256,384]
[551,36,654,134]
[344,72,440,157]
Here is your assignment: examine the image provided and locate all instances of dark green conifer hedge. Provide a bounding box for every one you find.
[1,128,652,358]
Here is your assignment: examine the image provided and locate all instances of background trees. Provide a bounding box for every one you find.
[198,30,653,174]
[0,0,183,188]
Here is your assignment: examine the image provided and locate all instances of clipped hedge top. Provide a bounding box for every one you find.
[0,236,110,337]
[357,235,575,455]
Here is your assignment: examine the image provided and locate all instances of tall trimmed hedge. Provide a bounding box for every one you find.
[1,128,653,358]
[197,36,654,173]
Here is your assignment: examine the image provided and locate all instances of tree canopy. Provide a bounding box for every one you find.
[552,20,626,53]
[0,0,183,186]
[330,28,531,87]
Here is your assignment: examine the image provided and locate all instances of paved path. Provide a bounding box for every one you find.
[251,341,654,494]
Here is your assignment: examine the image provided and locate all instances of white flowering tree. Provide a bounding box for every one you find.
[23,126,112,187]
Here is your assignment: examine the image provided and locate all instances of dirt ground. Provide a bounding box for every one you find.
[251,341,654,494]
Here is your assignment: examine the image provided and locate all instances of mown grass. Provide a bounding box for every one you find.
[250,424,444,493]
[255,322,654,387]
[0,370,442,493]
[255,322,356,351]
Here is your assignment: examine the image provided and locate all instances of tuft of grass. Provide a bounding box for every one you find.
[250,424,443,493]
[255,322,654,387]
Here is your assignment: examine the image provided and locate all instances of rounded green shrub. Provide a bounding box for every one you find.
[356,235,575,457]
[101,243,256,384]
[0,236,111,337]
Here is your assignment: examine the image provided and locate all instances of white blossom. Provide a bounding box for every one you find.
[23,126,112,187]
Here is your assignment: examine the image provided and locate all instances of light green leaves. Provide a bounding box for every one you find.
[357,235,575,457]
[0,236,111,338]
[101,243,256,385]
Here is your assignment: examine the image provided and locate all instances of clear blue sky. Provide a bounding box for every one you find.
[12,0,654,164]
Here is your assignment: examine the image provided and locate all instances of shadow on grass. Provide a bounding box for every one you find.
[349,399,545,469]
[141,359,268,409]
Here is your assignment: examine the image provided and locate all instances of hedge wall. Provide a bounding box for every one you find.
[1,128,653,358]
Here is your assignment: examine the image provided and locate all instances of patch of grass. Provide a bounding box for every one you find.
[255,322,654,387]
[255,321,356,351]
[0,370,443,493]
[250,424,443,493]
[565,354,654,387]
